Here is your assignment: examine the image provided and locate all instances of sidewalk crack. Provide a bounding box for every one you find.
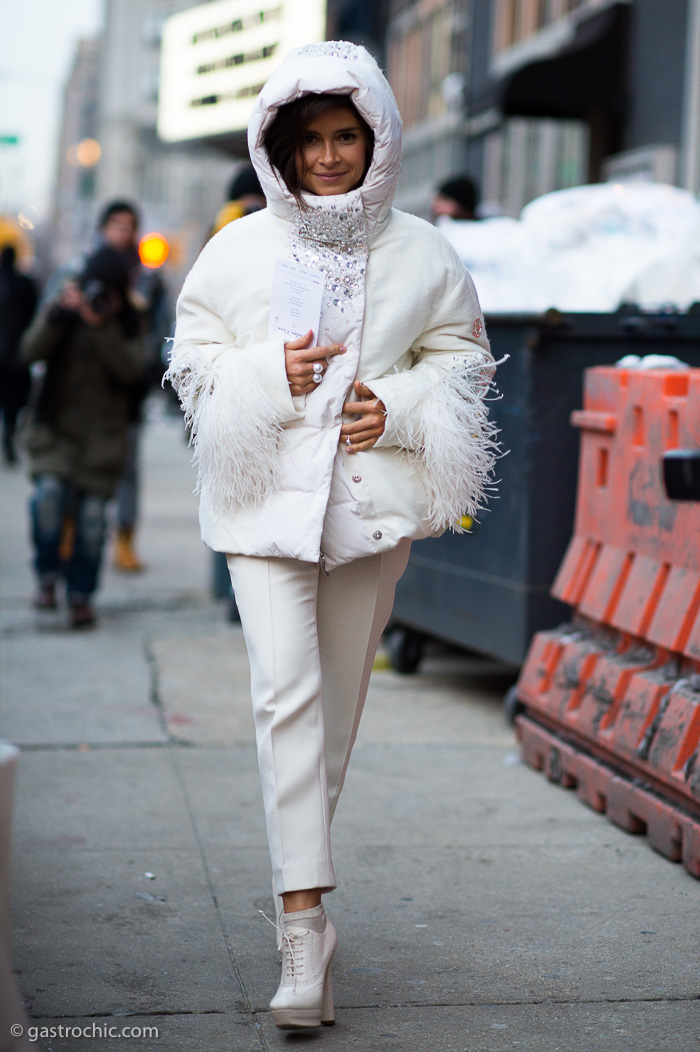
[165,753,270,1051]
[144,639,177,743]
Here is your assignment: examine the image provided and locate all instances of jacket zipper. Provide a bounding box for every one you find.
[319,553,330,577]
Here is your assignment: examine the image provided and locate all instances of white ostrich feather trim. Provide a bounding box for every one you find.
[393,363,503,532]
[164,342,286,511]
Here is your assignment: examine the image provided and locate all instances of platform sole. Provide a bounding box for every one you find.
[272,1010,334,1030]
[272,970,335,1029]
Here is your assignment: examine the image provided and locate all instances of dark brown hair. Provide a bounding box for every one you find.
[263,94,374,203]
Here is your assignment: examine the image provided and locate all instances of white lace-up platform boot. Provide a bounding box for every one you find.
[270,905,337,1029]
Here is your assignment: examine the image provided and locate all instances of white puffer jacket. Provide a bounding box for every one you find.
[168,41,500,570]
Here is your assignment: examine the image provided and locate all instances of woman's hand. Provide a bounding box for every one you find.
[57,281,120,327]
[340,382,386,453]
[284,329,346,395]
[58,281,83,312]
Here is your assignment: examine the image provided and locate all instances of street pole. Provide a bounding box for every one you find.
[680,0,700,193]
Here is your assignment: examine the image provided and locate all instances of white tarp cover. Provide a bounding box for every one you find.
[438,182,700,314]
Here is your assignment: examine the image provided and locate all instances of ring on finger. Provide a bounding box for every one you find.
[312,362,323,374]
[312,372,323,384]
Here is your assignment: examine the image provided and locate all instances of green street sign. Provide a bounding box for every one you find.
[0,135,20,145]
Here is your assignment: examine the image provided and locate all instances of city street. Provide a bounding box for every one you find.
[2,406,700,1052]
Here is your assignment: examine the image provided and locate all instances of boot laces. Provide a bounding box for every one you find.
[282,929,307,982]
[259,910,309,987]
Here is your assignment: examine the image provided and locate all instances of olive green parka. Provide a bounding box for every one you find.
[23,311,144,498]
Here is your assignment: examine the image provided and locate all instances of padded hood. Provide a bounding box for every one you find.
[247,41,402,238]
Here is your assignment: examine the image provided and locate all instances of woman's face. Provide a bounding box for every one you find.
[102,210,138,251]
[296,105,370,196]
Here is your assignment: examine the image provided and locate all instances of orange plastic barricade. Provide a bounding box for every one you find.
[518,716,700,877]
[515,365,700,878]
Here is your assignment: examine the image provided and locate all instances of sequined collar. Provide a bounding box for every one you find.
[294,190,367,249]
[289,190,368,313]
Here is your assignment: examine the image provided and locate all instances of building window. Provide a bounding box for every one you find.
[534,0,550,29]
[387,0,469,130]
[143,13,166,47]
[196,43,278,75]
[138,159,164,207]
[141,64,160,104]
[484,117,588,216]
[192,7,282,45]
[494,0,600,53]
[500,0,519,49]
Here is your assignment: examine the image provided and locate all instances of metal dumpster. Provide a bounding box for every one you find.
[387,309,700,671]
[212,550,239,620]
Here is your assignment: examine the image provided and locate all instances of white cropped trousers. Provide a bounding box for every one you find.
[227,540,410,895]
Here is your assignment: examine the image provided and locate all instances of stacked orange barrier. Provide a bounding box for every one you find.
[515,365,700,877]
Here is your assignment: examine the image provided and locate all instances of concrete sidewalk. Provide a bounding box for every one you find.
[2,407,699,1052]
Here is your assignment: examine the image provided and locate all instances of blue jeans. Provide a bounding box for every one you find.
[114,422,140,531]
[30,475,108,602]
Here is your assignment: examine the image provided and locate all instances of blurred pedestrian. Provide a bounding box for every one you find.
[23,247,144,628]
[168,41,499,1031]
[97,200,141,273]
[208,165,266,239]
[96,200,171,572]
[431,173,480,221]
[0,245,38,463]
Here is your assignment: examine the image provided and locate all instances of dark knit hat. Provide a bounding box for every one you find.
[437,175,479,214]
[227,165,263,202]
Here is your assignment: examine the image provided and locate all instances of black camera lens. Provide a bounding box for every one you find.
[82,278,111,314]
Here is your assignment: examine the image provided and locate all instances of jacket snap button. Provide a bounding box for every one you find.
[373,530,382,540]
[352,474,362,483]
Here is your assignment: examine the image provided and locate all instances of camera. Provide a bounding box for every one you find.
[81,278,113,315]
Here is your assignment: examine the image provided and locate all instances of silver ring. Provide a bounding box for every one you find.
[312,362,323,374]
[312,373,323,384]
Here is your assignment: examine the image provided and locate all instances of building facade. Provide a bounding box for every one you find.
[157,0,326,150]
[325,0,390,62]
[387,0,475,216]
[96,0,235,273]
[52,0,241,275]
[51,37,102,269]
[53,0,699,254]
[387,0,700,218]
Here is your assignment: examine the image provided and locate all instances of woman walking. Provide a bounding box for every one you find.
[168,41,500,1031]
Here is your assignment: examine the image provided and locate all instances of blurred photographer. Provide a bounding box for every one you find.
[97,199,172,573]
[22,247,144,628]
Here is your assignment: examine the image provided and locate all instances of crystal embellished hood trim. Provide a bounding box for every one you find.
[295,41,364,62]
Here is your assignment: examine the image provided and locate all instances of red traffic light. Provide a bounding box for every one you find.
[138,232,170,269]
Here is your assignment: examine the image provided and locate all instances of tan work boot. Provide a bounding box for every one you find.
[113,527,144,572]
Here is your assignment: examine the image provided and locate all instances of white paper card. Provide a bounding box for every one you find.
[268,258,325,345]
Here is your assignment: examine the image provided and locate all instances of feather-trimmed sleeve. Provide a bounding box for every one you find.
[165,262,302,512]
[364,259,502,532]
